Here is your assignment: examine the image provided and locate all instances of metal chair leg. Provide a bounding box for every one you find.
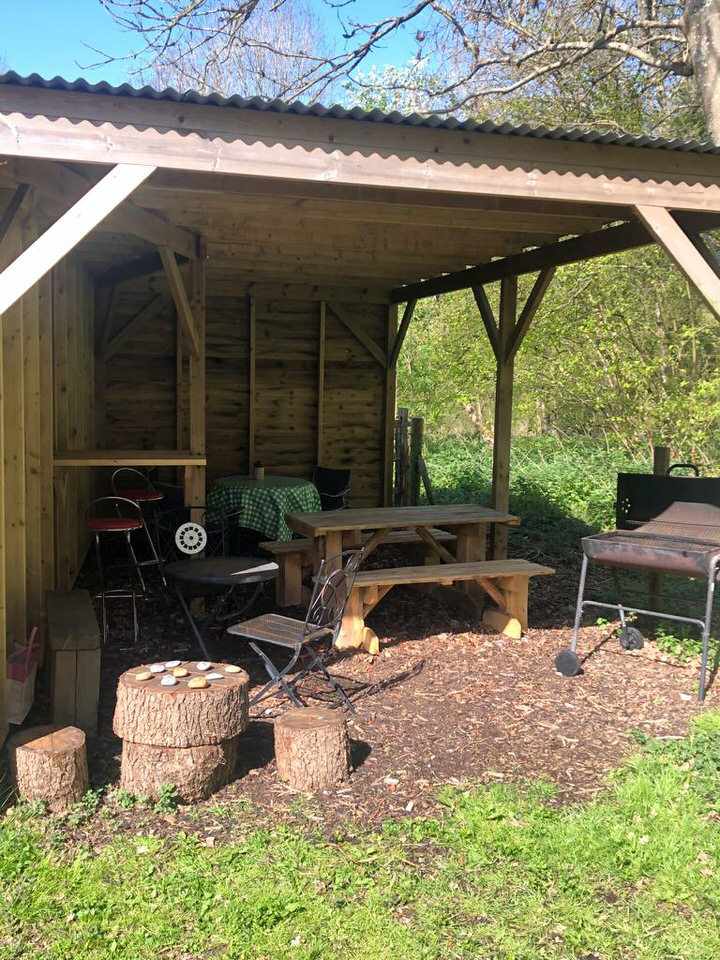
[125,531,147,593]
[142,520,168,587]
[570,554,589,653]
[303,646,355,711]
[248,642,305,708]
[173,582,211,660]
[699,569,717,701]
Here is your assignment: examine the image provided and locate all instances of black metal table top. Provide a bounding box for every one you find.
[165,556,279,586]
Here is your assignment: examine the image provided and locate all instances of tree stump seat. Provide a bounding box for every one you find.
[113,662,249,803]
[8,724,89,813]
[274,707,350,792]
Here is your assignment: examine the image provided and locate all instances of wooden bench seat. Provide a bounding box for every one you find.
[340,559,554,654]
[260,528,457,606]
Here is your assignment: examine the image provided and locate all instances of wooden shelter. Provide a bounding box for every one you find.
[2,72,720,738]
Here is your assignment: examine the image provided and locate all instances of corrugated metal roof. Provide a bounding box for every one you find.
[2,69,719,155]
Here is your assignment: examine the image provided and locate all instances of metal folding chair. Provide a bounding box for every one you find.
[227,550,363,710]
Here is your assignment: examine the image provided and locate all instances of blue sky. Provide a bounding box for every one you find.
[0,0,416,90]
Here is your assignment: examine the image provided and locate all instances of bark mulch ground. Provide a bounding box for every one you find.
[48,549,712,844]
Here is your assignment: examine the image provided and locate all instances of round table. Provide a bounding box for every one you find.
[206,475,321,542]
[166,556,279,658]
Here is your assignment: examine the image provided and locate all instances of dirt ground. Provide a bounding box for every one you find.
[42,548,712,842]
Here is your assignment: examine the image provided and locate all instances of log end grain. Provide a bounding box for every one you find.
[274,708,349,792]
[8,725,89,813]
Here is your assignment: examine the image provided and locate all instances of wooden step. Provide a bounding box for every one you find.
[353,559,554,588]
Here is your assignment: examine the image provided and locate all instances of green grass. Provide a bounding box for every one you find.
[3,717,720,959]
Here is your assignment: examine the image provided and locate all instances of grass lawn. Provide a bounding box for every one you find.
[2,715,720,959]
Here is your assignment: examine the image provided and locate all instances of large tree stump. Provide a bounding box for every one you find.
[8,725,88,813]
[120,737,241,803]
[113,663,250,802]
[114,664,249,747]
[274,708,349,792]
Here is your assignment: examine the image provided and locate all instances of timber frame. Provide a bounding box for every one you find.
[1,72,720,739]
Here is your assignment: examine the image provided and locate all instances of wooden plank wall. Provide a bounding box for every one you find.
[102,277,390,504]
[0,194,96,739]
[53,255,96,590]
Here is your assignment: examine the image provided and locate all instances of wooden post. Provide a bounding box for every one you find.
[394,407,409,506]
[383,304,398,506]
[184,244,206,514]
[317,300,326,465]
[653,445,671,476]
[247,295,256,471]
[491,277,517,560]
[409,416,424,506]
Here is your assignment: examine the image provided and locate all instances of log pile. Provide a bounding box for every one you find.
[8,725,89,813]
[113,662,249,803]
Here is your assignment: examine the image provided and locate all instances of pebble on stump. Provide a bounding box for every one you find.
[8,725,89,813]
[274,707,350,792]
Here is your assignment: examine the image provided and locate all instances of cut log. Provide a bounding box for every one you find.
[113,663,250,747]
[120,736,240,803]
[274,708,349,792]
[8,724,88,813]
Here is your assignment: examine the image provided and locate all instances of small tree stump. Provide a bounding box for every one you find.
[113,664,250,747]
[274,708,349,792]
[8,725,88,813]
[120,736,241,803]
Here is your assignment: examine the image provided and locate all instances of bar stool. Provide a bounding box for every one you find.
[110,469,167,588]
[87,496,146,643]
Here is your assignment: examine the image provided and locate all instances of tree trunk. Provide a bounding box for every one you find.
[113,664,249,747]
[684,0,720,141]
[8,725,88,813]
[274,708,350,792]
[120,737,240,803]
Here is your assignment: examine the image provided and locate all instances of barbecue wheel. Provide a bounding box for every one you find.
[619,626,644,651]
[554,648,581,677]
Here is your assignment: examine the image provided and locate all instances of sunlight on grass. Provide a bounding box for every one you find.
[2,716,720,958]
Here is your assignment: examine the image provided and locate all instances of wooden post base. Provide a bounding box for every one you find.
[8,724,89,813]
[274,707,350,792]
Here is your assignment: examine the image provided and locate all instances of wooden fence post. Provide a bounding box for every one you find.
[394,407,409,506]
[653,445,671,476]
[409,416,424,505]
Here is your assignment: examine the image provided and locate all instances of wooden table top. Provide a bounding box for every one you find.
[286,504,519,537]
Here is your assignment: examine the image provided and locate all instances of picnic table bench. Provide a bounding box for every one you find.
[341,559,554,653]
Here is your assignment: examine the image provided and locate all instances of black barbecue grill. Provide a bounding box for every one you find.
[556,498,720,700]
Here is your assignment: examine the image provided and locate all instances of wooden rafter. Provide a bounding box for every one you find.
[0,163,156,317]
[96,250,187,289]
[327,302,387,367]
[159,247,200,357]
[7,158,198,260]
[388,299,417,369]
[391,212,720,303]
[104,294,170,359]
[0,184,30,248]
[635,205,720,318]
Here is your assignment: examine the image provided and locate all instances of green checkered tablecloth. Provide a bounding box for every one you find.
[206,475,321,542]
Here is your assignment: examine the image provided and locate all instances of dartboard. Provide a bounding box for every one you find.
[175,522,208,555]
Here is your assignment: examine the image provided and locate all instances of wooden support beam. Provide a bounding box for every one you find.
[327,302,387,367]
[0,184,30,247]
[391,212,720,303]
[384,305,398,506]
[472,285,500,360]
[0,163,156,317]
[6,158,198,260]
[317,301,326,464]
[96,250,186,289]
[184,251,207,510]
[248,295,256,470]
[491,277,517,561]
[506,267,556,363]
[635,205,720,318]
[159,246,200,357]
[103,294,170,359]
[687,232,720,277]
[388,299,417,369]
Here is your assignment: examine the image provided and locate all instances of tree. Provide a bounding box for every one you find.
[99,1,720,139]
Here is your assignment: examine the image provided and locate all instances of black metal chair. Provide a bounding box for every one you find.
[313,466,352,511]
[227,550,363,709]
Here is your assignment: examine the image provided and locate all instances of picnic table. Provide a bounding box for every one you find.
[285,504,519,570]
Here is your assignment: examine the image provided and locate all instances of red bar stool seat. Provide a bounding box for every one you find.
[88,517,144,532]
[118,488,164,503]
